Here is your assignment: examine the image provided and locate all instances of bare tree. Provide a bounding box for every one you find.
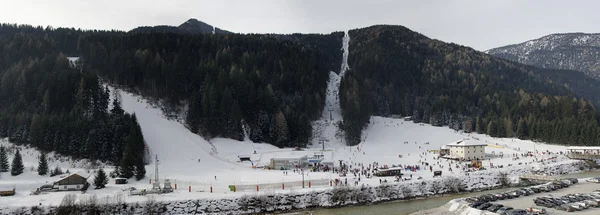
[498,172,511,187]
[443,176,462,193]
[144,196,159,215]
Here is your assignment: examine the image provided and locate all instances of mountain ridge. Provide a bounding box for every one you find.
[487,32,600,80]
[130,18,231,34]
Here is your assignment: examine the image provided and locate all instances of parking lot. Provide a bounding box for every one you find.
[495,181,600,214]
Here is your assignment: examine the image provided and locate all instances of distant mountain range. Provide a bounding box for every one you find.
[130,18,231,34]
[487,33,600,80]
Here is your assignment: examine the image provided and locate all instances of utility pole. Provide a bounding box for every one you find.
[302,169,305,188]
[152,154,160,191]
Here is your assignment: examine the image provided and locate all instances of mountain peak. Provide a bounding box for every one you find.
[130,18,230,34]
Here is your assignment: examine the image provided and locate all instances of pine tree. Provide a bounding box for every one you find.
[0,146,8,172]
[38,153,48,175]
[119,145,134,179]
[516,118,529,139]
[134,159,146,181]
[11,149,24,176]
[93,168,108,189]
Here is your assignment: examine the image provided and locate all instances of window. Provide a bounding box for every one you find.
[64,186,67,189]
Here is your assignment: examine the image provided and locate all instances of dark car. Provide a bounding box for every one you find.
[487,204,504,212]
[485,194,498,201]
[519,189,531,196]
[537,186,550,192]
[480,195,494,202]
[502,192,514,199]
[530,187,541,193]
[506,209,528,215]
[470,201,484,208]
[493,193,505,200]
[477,202,493,210]
[465,197,477,203]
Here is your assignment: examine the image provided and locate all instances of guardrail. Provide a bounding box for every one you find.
[567,153,600,160]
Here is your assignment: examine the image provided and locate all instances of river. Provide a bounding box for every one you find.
[291,171,600,215]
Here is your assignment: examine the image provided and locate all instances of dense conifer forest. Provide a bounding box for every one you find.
[0,24,146,179]
[79,32,342,147]
[340,25,600,146]
[2,22,600,156]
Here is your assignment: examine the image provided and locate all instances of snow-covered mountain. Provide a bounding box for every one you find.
[487,33,600,79]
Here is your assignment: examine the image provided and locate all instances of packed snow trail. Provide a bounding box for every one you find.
[311,31,350,148]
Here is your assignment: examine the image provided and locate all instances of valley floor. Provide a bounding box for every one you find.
[0,86,586,213]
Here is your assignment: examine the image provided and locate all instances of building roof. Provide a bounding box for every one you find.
[567,146,600,150]
[379,166,403,171]
[445,139,487,147]
[270,153,308,160]
[55,171,92,183]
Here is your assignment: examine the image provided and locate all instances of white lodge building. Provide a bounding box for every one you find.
[443,139,486,161]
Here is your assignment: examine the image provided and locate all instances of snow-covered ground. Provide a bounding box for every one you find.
[0,85,583,211]
[0,32,589,213]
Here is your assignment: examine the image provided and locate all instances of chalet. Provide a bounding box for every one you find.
[53,172,91,191]
[441,139,486,161]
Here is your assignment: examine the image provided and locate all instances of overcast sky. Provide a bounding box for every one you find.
[1,0,598,51]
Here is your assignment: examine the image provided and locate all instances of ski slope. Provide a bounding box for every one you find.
[310,31,350,148]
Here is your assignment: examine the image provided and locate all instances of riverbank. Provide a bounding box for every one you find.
[412,173,600,215]
[0,159,590,214]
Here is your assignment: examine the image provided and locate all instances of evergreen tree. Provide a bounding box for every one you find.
[11,149,24,176]
[119,145,134,179]
[38,153,48,175]
[93,168,108,189]
[516,119,529,139]
[134,159,146,181]
[486,120,496,137]
[0,146,8,172]
[475,117,483,134]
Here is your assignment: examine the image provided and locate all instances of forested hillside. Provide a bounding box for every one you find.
[0,24,146,179]
[4,22,600,151]
[340,25,600,146]
[487,33,600,80]
[79,32,342,147]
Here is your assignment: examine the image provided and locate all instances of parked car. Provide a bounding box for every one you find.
[496,207,513,215]
[506,209,528,215]
[537,186,550,192]
[483,194,498,201]
[530,207,547,214]
[486,204,503,212]
[573,201,589,209]
[584,199,599,207]
[566,178,578,184]
[476,202,493,210]
[561,179,573,185]
[530,187,541,193]
[569,203,583,211]
[470,201,484,208]
[493,193,505,200]
[556,204,576,212]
